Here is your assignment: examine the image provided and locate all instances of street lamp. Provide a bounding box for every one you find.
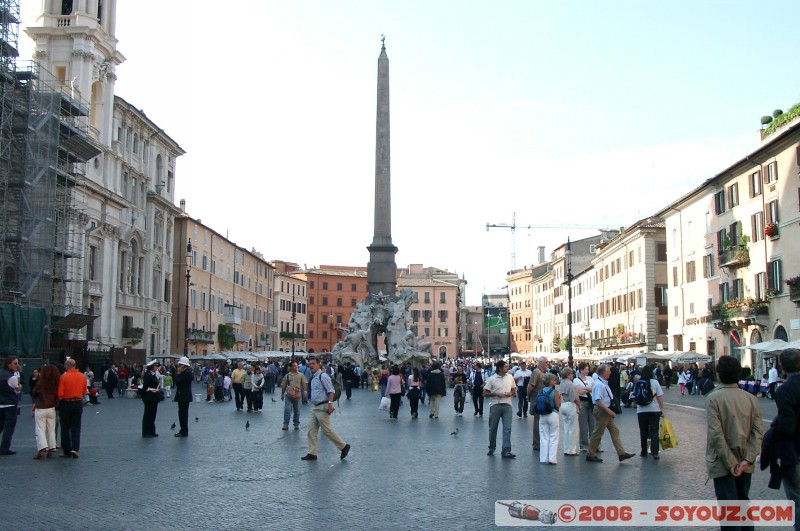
[566,237,574,368]
[290,285,296,363]
[329,312,334,353]
[183,238,192,356]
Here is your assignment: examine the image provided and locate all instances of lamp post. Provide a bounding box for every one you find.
[566,237,574,369]
[290,285,296,363]
[329,312,334,353]
[183,238,192,356]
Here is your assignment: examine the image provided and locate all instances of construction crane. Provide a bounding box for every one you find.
[486,212,607,270]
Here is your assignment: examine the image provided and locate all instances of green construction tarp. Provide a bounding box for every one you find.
[0,303,46,356]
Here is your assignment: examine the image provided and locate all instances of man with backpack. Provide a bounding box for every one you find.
[634,365,665,459]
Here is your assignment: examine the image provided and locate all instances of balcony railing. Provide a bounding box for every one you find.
[718,247,750,269]
[590,333,646,348]
[711,299,769,328]
[280,331,306,339]
[186,329,215,344]
[122,327,144,344]
[224,304,242,325]
[234,332,249,343]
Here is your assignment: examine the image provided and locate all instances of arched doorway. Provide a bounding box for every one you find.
[775,325,789,342]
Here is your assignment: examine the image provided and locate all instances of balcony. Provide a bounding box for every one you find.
[711,299,769,330]
[718,247,750,269]
[186,328,215,344]
[573,336,586,347]
[234,332,249,343]
[591,333,646,349]
[224,304,242,325]
[85,280,102,297]
[122,327,144,345]
[280,331,306,339]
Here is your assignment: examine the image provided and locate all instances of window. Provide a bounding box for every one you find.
[751,212,764,242]
[424,292,430,304]
[350,298,356,307]
[733,279,744,300]
[190,289,197,309]
[755,272,766,300]
[309,296,314,305]
[703,254,714,278]
[728,183,739,207]
[656,243,667,261]
[686,261,696,283]
[714,190,726,215]
[768,259,782,293]
[336,283,342,291]
[411,310,420,321]
[655,285,668,308]
[322,296,328,305]
[202,255,208,271]
[210,293,215,313]
[88,245,97,281]
[749,171,762,197]
[308,313,314,324]
[672,266,678,287]
[310,281,315,289]
[423,310,432,322]
[440,292,446,304]
[351,283,356,292]
[336,297,342,307]
[719,282,730,304]
[438,310,448,321]
[321,313,328,324]
[716,229,727,254]
[765,162,778,184]
[322,282,328,290]
[201,292,206,311]
[767,200,779,224]
[729,222,740,248]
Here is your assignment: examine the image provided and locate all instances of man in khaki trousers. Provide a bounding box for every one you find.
[301,357,350,461]
[586,364,635,463]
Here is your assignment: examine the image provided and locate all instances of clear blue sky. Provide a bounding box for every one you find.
[19,0,800,305]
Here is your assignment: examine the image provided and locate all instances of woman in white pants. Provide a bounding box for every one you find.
[31,364,60,459]
[537,373,562,464]
[559,367,581,456]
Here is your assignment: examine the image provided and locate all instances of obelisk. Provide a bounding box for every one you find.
[367,36,398,297]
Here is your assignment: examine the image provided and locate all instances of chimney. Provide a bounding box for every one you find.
[179,199,186,213]
[537,246,545,264]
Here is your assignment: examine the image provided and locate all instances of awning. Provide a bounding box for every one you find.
[51,311,98,330]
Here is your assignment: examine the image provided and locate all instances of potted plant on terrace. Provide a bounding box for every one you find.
[787,276,800,301]
[765,223,779,238]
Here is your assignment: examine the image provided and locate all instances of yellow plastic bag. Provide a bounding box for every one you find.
[659,416,678,450]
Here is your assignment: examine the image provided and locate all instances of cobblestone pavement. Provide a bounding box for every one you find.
[0,383,791,530]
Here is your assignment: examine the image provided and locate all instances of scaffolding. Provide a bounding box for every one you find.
[0,0,101,354]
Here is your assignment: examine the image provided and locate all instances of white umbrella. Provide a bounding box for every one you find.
[671,351,712,363]
[764,339,800,354]
[737,339,788,352]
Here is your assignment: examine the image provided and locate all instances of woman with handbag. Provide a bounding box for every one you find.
[385,365,403,419]
[407,367,422,419]
[141,360,161,438]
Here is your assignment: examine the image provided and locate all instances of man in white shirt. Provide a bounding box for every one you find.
[484,360,517,458]
[514,361,532,418]
[768,364,780,399]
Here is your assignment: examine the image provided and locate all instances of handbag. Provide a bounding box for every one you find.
[659,416,678,450]
[378,396,390,411]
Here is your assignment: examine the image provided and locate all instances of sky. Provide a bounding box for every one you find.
[18,1,800,306]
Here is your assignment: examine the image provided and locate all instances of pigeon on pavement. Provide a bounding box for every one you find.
[450,428,459,437]
[245,420,250,431]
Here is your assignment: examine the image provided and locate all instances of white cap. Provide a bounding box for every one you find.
[178,356,191,367]
[146,359,160,367]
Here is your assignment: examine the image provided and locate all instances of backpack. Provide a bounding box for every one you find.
[633,379,654,406]
[535,388,554,415]
[701,378,715,395]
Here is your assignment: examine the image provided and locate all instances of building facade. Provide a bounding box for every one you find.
[172,213,276,356]
[25,1,184,363]
[271,261,308,353]
[659,116,800,375]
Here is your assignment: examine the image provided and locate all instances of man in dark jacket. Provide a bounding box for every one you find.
[0,356,21,455]
[774,348,800,528]
[173,357,194,437]
[425,362,447,419]
[342,363,356,400]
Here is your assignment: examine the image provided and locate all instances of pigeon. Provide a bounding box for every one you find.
[450,428,459,437]
[271,398,277,403]
[245,420,250,431]
[195,417,199,423]
[170,422,176,430]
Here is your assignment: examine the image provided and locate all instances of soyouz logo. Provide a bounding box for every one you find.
[494,500,794,527]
